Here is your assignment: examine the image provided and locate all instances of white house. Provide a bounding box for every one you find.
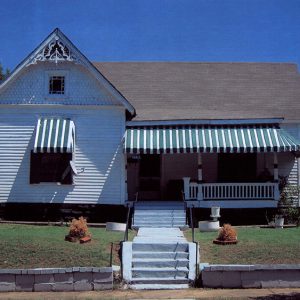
[0,28,300,221]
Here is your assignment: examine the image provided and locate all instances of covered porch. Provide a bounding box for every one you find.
[125,121,300,208]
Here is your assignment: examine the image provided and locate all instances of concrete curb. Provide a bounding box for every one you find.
[0,267,112,292]
[202,264,300,288]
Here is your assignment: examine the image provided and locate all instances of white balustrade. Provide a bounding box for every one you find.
[185,182,279,201]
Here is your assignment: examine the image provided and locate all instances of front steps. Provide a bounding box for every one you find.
[132,201,187,228]
[122,227,197,290]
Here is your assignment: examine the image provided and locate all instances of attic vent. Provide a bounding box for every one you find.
[27,37,81,66]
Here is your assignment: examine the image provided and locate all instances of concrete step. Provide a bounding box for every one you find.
[130,277,189,284]
[130,283,189,290]
[133,251,189,259]
[132,258,189,268]
[133,222,186,226]
[134,214,185,219]
[134,215,185,219]
[133,223,186,228]
[133,219,186,223]
[135,201,184,207]
[133,218,186,222]
[133,243,189,252]
[129,277,190,289]
[132,267,189,278]
[134,209,185,213]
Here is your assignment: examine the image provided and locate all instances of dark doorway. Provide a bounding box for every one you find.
[218,153,257,182]
[139,155,161,200]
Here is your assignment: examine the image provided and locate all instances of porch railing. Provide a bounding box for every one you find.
[183,178,280,201]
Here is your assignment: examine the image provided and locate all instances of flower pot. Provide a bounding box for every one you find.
[210,206,220,219]
[275,216,284,228]
[199,220,220,232]
[106,222,126,232]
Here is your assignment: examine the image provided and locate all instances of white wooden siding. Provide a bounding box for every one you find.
[0,62,120,106]
[0,106,126,205]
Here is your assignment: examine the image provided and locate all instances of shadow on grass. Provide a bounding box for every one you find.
[250,292,300,299]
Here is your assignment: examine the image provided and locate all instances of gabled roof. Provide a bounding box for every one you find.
[94,62,300,121]
[0,29,135,115]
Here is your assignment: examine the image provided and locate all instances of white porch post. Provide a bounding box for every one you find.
[183,177,190,200]
[274,153,280,201]
[125,154,128,201]
[197,153,203,200]
[297,156,300,207]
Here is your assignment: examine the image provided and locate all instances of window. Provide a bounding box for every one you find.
[30,152,72,184]
[49,76,65,94]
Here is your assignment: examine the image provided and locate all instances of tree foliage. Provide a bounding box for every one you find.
[0,63,10,82]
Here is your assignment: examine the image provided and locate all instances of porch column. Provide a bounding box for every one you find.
[274,153,280,201]
[197,153,203,201]
[183,177,190,200]
[197,153,203,182]
[125,154,128,201]
[297,156,300,207]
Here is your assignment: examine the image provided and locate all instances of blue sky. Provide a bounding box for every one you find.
[1,0,300,71]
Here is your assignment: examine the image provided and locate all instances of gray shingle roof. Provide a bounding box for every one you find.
[93,62,300,121]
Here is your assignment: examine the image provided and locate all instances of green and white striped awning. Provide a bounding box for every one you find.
[34,118,75,153]
[125,125,300,154]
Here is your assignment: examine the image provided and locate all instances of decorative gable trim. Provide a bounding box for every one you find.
[27,36,81,66]
[0,28,135,116]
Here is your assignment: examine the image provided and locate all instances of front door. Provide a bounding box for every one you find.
[218,153,257,182]
[138,154,161,200]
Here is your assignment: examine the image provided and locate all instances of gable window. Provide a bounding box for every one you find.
[49,76,65,94]
[30,152,72,184]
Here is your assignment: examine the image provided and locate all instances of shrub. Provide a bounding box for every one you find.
[217,224,237,241]
[68,217,91,238]
[277,184,300,224]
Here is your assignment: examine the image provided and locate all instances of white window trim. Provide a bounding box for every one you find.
[44,70,69,99]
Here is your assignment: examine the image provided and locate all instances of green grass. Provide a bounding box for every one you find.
[1,224,300,269]
[186,227,300,264]
[0,224,134,269]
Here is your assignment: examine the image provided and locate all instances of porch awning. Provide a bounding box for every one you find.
[125,125,300,154]
[33,118,75,153]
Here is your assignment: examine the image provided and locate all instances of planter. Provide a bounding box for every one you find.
[213,239,238,245]
[80,236,92,243]
[106,222,126,232]
[199,221,220,232]
[210,206,220,219]
[275,216,284,228]
[65,235,78,242]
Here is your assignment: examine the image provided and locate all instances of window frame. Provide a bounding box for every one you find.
[44,70,69,99]
[49,75,65,95]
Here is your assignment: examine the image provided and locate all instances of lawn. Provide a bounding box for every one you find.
[0,224,134,269]
[186,227,300,264]
[1,225,300,269]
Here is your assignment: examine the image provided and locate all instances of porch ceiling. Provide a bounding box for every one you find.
[124,124,300,154]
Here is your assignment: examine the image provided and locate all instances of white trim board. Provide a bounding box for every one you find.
[127,118,284,127]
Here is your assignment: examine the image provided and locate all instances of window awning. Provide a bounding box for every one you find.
[33,118,75,153]
[125,125,300,154]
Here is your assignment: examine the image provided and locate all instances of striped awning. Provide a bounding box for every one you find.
[125,125,300,154]
[33,118,75,153]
